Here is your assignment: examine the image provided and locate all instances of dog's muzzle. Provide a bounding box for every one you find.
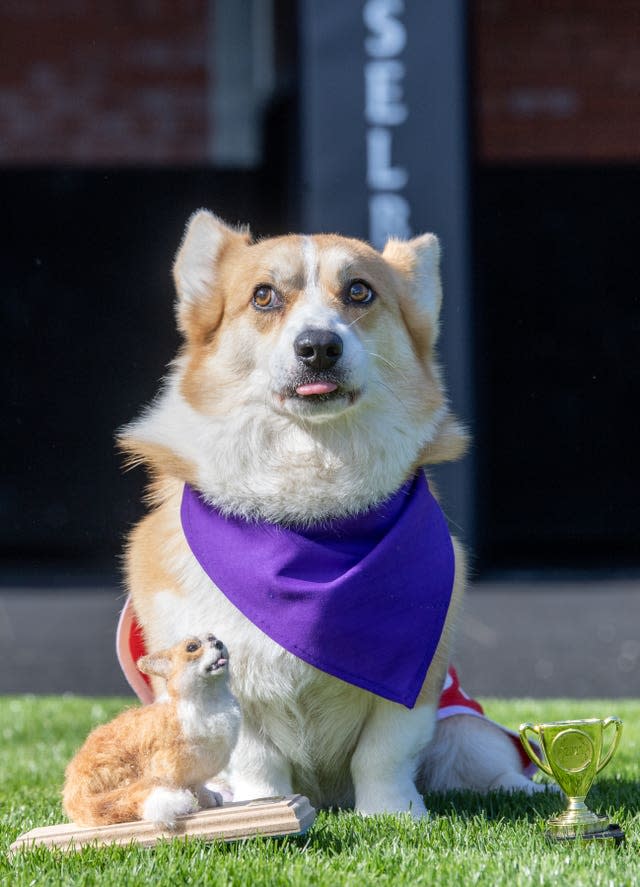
[294,328,343,371]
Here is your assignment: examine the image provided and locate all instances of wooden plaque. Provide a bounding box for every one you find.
[9,794,315,855]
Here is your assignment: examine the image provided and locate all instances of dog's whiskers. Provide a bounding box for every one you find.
[371,379,412,416]
[365,350,411,384]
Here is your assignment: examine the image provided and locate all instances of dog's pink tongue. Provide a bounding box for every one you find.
[296,382,338,396]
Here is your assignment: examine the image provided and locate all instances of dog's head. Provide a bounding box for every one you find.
[120,211,466,519]
[172,211,445,424]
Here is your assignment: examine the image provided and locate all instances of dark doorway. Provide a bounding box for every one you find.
[474,166,640,570]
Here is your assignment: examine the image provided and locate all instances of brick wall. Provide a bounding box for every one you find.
[0,0,210,164]
[475,0,640,162]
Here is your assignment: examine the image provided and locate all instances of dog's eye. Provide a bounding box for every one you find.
[252,285,282,310]
[185,641,201,653]
[346,280,375,305]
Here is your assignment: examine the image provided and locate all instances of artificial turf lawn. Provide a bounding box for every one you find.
[1,697,639,886]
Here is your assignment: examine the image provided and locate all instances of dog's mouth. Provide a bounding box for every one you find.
[293,383,358,404]
[205,658,227,673]
[295,381,339,397]
[277,374,361,410]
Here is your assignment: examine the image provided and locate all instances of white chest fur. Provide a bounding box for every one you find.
[175,690,241,782]
[177,692,239,743]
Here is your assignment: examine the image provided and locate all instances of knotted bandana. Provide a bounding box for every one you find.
[180,472,454,708]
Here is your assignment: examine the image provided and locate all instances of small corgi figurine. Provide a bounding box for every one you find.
[63,632,241,828]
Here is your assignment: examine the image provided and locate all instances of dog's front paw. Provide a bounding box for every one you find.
[231,778,292,803]
[488,771,561,795]
[356,784,428,819]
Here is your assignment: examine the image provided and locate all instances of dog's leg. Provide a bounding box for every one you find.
[228,722,293,802]
[419,714,551,794]
[351,699,437,818]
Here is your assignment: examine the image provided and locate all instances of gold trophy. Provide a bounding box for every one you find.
[519,717,623,842]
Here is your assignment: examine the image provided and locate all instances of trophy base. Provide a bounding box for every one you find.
[547,809,608,838]
[545,823,625,845]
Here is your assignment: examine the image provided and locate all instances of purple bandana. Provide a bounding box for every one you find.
[180,473,455,708]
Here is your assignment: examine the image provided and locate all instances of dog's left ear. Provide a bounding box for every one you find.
[137,652,172,679]
[382,233,442,338]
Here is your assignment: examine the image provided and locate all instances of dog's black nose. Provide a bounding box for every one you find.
[214,640,224,651]
[294,329,343,370]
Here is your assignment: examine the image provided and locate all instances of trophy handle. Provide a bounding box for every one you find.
[597,716,623,773]
[518,723,553,777]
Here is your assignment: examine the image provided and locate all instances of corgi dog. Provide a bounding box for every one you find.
[63,633,240,827]
[119,211,542,817]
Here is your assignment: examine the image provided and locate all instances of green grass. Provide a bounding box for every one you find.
[1,697,639,886]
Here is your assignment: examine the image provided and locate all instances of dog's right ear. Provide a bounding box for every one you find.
[137,652,173,679]
[172,210,251,337]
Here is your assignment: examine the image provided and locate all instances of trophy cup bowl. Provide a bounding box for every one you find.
[519,716,623,842]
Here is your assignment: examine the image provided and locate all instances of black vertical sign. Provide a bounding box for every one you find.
[299,0,474,543]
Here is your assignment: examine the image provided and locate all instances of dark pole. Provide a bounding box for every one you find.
[299,0,475,546]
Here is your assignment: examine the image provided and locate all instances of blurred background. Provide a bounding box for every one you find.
[1,1,639,697]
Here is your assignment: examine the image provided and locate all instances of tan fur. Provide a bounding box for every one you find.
[417,537,467,706]
[63,634,240,827]
[119,439,199,491]
[416,415,470,466]
[124,482,188,697]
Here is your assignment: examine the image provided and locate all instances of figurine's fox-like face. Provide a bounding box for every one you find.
[138,633,229,698]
